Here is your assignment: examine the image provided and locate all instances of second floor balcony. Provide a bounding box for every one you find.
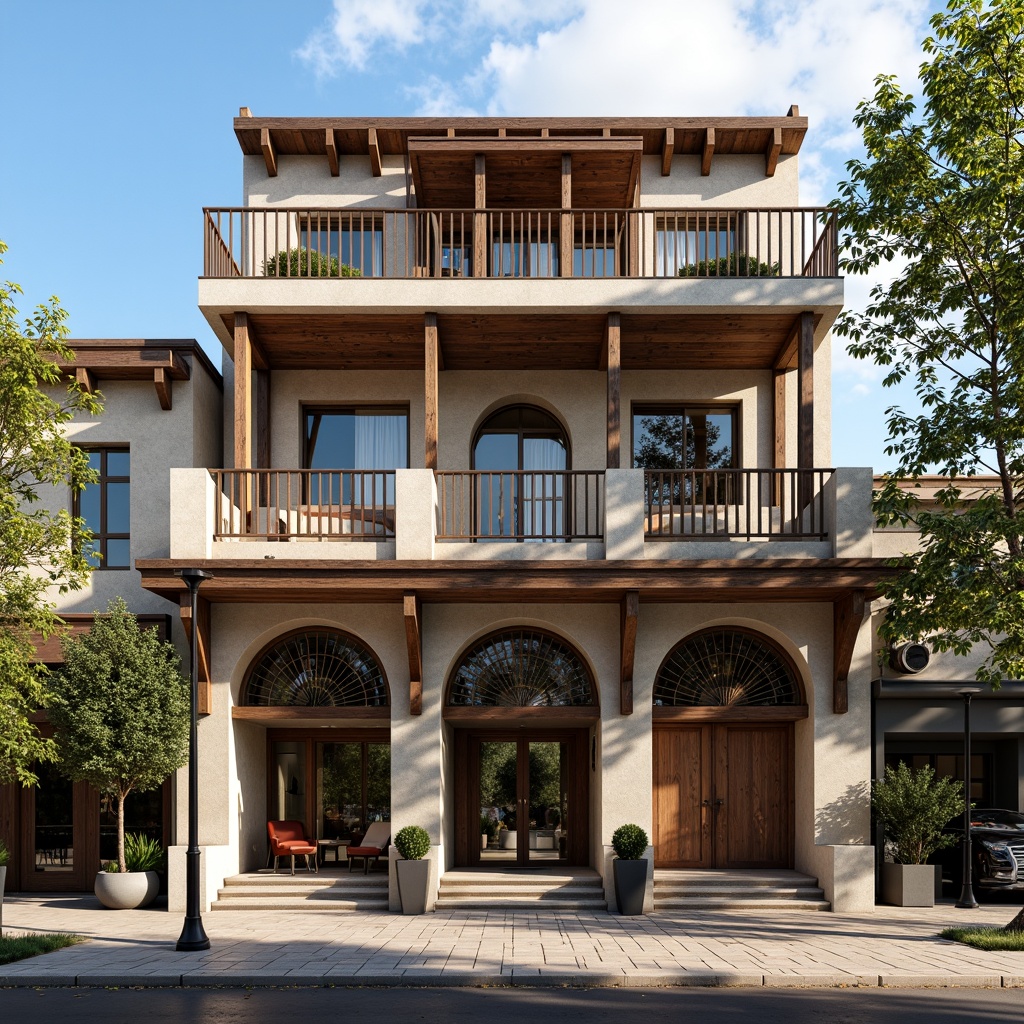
[203,206,838,282]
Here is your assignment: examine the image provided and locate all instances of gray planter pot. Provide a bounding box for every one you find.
[880,862,935,907]
[499,830,517,850]
[396,858,431,915]
[613,858,648,915]
[94,870,160,910]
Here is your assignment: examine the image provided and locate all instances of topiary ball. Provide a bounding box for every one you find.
[611,823,649,860]
[394,825,431,860]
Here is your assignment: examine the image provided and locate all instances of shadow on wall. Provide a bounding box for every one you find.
[815,781,870,846]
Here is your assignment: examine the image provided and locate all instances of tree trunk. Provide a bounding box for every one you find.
[117,790,126,874]
[1004,906,1024,933]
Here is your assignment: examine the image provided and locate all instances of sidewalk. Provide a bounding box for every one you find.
[2,894,1023,989]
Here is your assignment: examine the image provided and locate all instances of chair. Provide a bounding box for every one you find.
[347,821,391,874]
[267,820,318,875]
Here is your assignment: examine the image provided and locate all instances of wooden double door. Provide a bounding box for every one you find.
[653,723,794,869]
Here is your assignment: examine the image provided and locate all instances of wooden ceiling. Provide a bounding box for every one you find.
[220,312,818,371]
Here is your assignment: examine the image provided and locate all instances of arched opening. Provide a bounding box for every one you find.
[652,627,804,871]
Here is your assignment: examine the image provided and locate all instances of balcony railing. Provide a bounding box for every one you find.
[644,469,833,541]
[436,470,604,541]
[203,207,838,280]
[213,469,395,540]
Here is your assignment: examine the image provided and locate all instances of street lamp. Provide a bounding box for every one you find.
[954,685,984,910]
[176,567,214,951]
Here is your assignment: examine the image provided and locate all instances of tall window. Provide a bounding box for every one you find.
[300,214,383,276]
[656,214,737,276]
[632,406,736,471]
[75,448,130,569]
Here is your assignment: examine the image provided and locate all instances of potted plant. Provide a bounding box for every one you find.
[611,824,649,916]
[480,815,497,850]
[394,825,431,915]
[873,761,965,907]
[263,249,361,279]
[95,832,163,910]
[0,838,8,935]
[498,813,517,849]
[49,599,189,910]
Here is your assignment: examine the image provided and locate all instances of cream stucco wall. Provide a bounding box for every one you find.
[640,154,800,207]
[245,154,408,208]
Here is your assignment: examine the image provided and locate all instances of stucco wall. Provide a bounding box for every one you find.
[245,154,408,208]
[640,154,799,207]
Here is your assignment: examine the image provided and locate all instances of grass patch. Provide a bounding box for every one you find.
[0,932,83,965]
[940,926,1024,951]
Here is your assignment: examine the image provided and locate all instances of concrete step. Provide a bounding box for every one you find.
[434,897,608,911]
[217,884,388,899]
[655,896,830,911]
[653,871,819,888]
[211,897,389,911]
[437,884,602,896]
[654,885,825,899]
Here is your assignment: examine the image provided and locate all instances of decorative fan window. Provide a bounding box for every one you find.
[448,629,595,707]
[654,629,800,707]
[243,629,389,707]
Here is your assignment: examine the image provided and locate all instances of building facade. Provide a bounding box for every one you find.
[4,112,898,912]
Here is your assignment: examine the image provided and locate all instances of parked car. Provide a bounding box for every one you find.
[934,809,1024,896]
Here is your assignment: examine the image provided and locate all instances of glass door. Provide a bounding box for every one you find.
[20,762,93,891]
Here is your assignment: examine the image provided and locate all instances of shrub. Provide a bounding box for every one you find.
[263,248,361,278]
[611,823,649,860]
[124,833,164,872]
[480,815,498,839]
[678,253,779,277]
[394,825,431,860]
[872,761,965,865]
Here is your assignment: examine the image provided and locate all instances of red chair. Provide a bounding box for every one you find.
[267,820,318,875]
[347,821,391,874]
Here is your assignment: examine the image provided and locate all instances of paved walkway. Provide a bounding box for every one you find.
[2,894,1023,988]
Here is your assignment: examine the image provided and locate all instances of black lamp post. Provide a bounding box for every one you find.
[954,685,983,910]
[176,567,213,951]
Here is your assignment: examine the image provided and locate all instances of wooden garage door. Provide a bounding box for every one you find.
[654,723,793,869]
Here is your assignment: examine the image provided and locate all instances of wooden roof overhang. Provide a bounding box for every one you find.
[217,311,824,372]
[407,136,643,208]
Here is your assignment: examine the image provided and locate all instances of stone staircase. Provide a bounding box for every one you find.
[435,867,607,911]
[212,867,389,911]
[654,869,830,911]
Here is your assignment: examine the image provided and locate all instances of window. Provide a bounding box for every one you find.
[300,214,383,276]
[632,406,736,471]
[656,213,737,276]
[75,448,129,569]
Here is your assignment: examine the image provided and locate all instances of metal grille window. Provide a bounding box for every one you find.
[654,629,800,707]
[448,629,596,707]
[242,629,389,707]
[74,448,130,570]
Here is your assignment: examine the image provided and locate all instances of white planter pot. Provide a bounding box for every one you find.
[481,834,489,850]
[499,830,517,850]
[395,858,431,915]
[94,870,160,910]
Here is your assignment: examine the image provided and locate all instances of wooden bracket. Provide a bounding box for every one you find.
[260,127,277,177]
[404,593,423,716]
[833,590,868,714]
[620,590,639,715]
[661,127,674,176]
[368,126,382,176]
[765,126,782,177]
[75,366,96,394]
[326,128,339,176]
[154,366,172,411]
[701,127,715,177]
[179,593,212,716]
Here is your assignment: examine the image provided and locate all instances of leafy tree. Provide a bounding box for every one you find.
[871,762,964,865]
[49,599,190,873]
[0,239,100,786]
[834,1,1024,690]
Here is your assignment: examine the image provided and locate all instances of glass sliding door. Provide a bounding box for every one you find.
[527,741,567,863]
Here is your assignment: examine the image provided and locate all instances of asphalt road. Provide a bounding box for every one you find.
[1,986,1022,1024]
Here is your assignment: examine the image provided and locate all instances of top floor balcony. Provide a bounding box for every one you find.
[203,206,838,282]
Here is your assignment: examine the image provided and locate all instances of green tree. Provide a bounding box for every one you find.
[49,599,190,873]
[0,239,100,786]
[871,762,964,865]
[833,1,1024,689]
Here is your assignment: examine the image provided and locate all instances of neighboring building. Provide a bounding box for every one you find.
[3,110,896,912]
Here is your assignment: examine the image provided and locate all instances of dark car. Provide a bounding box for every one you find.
[935,808,1024,896]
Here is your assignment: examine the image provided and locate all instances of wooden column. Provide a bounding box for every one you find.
[620,590,638,715]
[797,311,814,470]
[404,594,423,716]
[233,312,252,471]
[772,369,786,506]
[560,153,573,277]
[473,154,487,279]
[256,369,271,469]
[425,313,439,470]
[606,313,621,468]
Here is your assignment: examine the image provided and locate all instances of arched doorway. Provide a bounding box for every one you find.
[652,628,807,869]
[238,628,391,854]
[446,628,596,867]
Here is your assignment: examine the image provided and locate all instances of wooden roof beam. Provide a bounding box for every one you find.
[260,127,277,177]
[765,126,782,177]
[179,592,212,715]
[325,128,339,176]
[368,126,382,176]
[661,127,674,176]
[701,127,715,177]
[75,366,96,394]
[773,317,800,369]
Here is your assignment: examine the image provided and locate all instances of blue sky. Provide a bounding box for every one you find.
[2,0,947,469]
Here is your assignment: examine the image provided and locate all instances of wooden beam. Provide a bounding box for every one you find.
[788,104,800,117]
[474,153,486,208]
[561,154,573,278]
[368,126,382,176]
[473,153,487,278]
[75,366,96,393]
[260,127,277,177]
[154,366,172,411]
[234,312,252,470]
[797,311,814,471]
[833,591,867,714]
[561,153,572,208]
[179,593,212,715]
[701,127,715,177]
[661,127,674,176]
[404,593,423,716]
[772,369,786,507]
[325,128,339,176]
[425,312,439,470]
[773,319,800,370]
[765,126,782,177]
[606,312,621,468]
[255,369,271,469]
[620,590,638,715]
[239,106,253,117]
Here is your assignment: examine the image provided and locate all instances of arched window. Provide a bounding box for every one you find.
[447,628,596,708]
[654,628,801,708]
[473,405,569,473]
[242,628,389,707]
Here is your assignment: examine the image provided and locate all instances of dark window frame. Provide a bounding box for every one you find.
[471,404,572,471]
[630,402,740,470]
[301,404,411,470]
[73,446,130,571]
